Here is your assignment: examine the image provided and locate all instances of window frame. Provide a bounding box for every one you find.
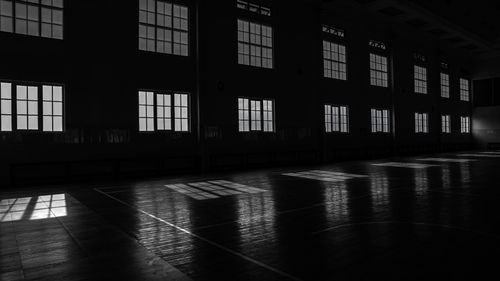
[415,112,429,134]
[322,39,348,81]
[440,72,450,98]
[138,0,190,56]
[0,0,64,39]
[441,114,451,134]
[414,65,428,94]
[137,89,191,133]
[237,18,274,69]
[370,108,390,134]
[238,97,275,133]
[0,79,65,133]
[460,116,471,134]
[460,78,470,102]
[324,104,349,133]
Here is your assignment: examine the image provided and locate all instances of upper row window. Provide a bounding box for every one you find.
[237,19,273,69]
[138,0,189,56]
[237,0,271,16]
[0,0,63,39]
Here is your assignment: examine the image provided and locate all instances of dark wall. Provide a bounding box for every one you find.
[0,0,474,186]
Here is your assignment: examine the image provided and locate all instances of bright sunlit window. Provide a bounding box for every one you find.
[440,73,450,98]
[460,116,470,133]
[138,0,189,56]
[323,40,347,80]
[415,112,429,133]
[325,104,348,133]
[138,90,190,132]
[460,78,470,101]
[414,65,427,94]
[238,97,274,132]
[371,108,390,133]
[237,19,273,69]
[442,114,450,133]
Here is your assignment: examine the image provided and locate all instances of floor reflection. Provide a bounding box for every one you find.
[0,194,67,222]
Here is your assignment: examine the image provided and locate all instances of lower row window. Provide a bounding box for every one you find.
[138,90,190,132]
[441,114,450,133]
[325,104,348,133]
[415,112,428,133]
[238,97,274,132]
[371,108,390,133]
[460,116,470,133]
[0,81,63,132]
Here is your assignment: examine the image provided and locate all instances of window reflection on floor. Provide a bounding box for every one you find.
[0,194,67,222]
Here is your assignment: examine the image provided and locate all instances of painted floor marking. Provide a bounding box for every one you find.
[416,158,476,163]
[372,162,438,169]
[94,189,302,281]
[283,170,368,182]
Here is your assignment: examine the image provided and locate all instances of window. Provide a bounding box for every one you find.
[237,19,273,69]
[138,90,190,132]
[174,93,189,132]
[415,112,429,133]
[42,85,63,132]
[238,97,274,132]
[138,0,189,56]
[371,108,389,133]
[138,91,154,132]
[460,116,470,133]
[323,40,347,80]
[441,115,450,133]
[322,24,344,37]
[0,0,63,39]
[369,53,388,87]
[369,40,386,50]
[440,73,450,98]
[1,82,12,131]
[237,0,271,16]
[324,104,348,133]
[460,78,470,101]
[414,65,427,94]
[0,81,64,132]
[16,85,38,130]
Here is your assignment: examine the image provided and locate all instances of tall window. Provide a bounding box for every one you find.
[0,0,63,39]
[460,116,470,133]
[324,104,348,133]
[138,0,189,56]
[369,53,388,87]
[238,97,274,132]
[138,90,190,132]
[441,115,450,133]
[323,40,347,80]
[371,108,389,133]
[414,65,427,94]
[237,19,273,69]
[440,73,450,98]
[42,85,63,132]
[16,85,38,130]
[460,78,470,101]
[415,112,429,133]
[0,81,64,132]
[1,82,12,131]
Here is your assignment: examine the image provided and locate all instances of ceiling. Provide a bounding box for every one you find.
[321,0,500,60]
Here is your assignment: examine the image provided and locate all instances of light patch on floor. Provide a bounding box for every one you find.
[372,162,438,169]
[0,194,67,223]
[416,158,475,163]
[164,181,266,200]
[282,170,368,182]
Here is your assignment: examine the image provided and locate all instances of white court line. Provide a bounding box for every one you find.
[207,180,267,194]
[458,154,500,158]
[94,189,302,281]
[283,170,368,182]
[372,162,438,168]
[416,158,475,163]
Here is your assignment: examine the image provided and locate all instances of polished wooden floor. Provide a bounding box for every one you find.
[2,151,500,281]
